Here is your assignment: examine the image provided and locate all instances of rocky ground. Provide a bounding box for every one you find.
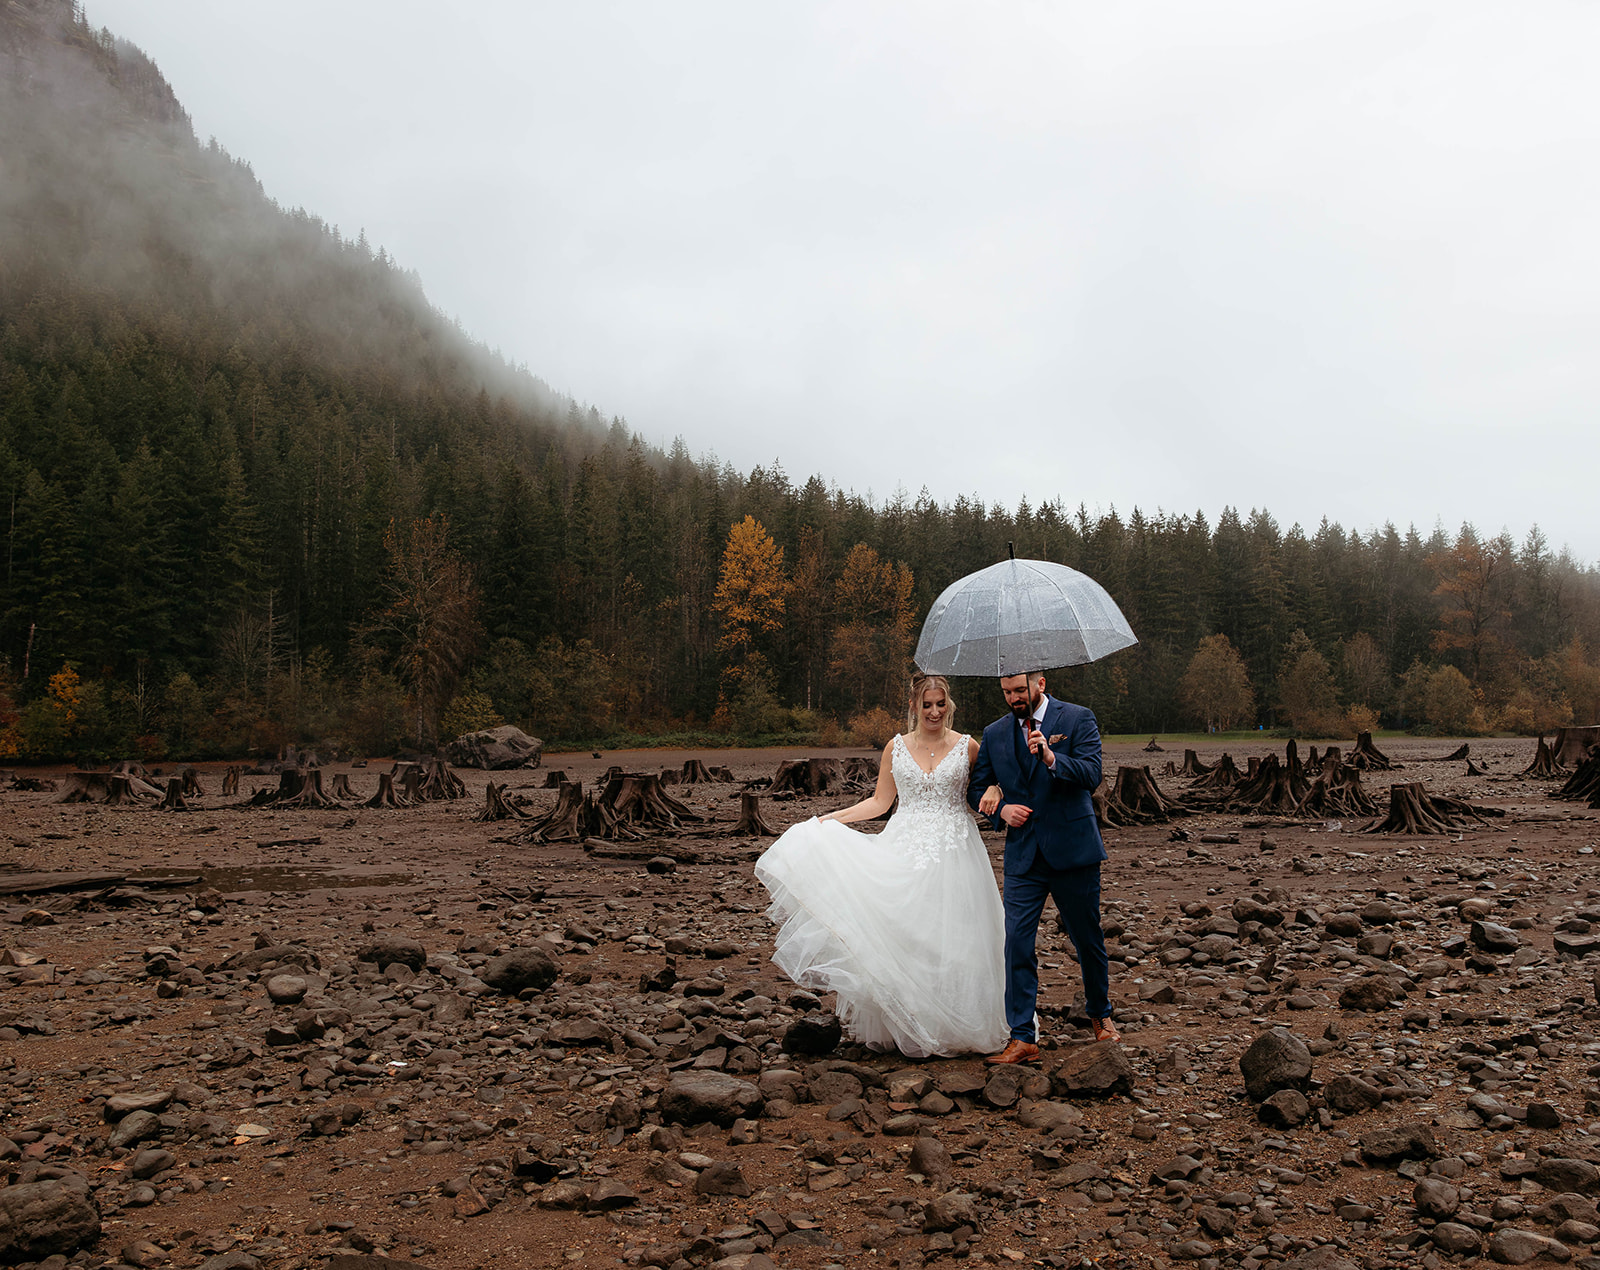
[2,736,1600,1270]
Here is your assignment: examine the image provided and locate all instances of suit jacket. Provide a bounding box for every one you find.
[967,696,1106,874]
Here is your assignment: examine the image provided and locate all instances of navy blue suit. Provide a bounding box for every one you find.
[967,696,1111,1041]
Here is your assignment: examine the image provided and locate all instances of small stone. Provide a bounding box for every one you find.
[659,1073,764,1127]
[106,1109,162,1150]
[353,933,426,971]
[1049,1040,1134,1098]
[1487,1228,1572,1264]
[1239,1028,1312,1102]
[481,948,558,994]
[909,1136,953,1183]
[1470,921,1521,954]
[781,1013,842,1056]
[1323,1073,1384,1115]
[1258,1088,1310,1127]
[1414,1177,1460,1220]
[694,1162,751,1197]
[265,974,308,1004]
[1359,1121,1436,1164]
[1430,1222,1482,1256]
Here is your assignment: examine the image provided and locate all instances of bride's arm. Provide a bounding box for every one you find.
[819,740,899,824]
[969,735,1003,815]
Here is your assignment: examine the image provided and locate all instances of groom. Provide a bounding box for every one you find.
[968,670,1118,1064]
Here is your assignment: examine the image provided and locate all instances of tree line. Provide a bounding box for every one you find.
[2,0,1598,761]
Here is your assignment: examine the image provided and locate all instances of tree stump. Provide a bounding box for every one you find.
[363,771,408,809]
[1520,736,1567,778]
[524,781,586,842]
[1320,746,1344,771]
[1351,731,1396,770]
[1095,765,1188,827]
[104,773,161,805]
[1552,726,1600,767]
[681,759,715,783]
[52,772,115,804]
[1465,759,1488,776]
[1307,746,1320,769]
[771,758,847,796]
[1160,760,1178,777]
[1361,782,1503,834]
[841,756,878,786]
[709,765,735,782]
[475,781,529,822]
[601,772,701,835]
[222,766,241,796]
[1178,749,1213,777]
[180,767,204,796]
[1182,753,1242,806]
[1143,737,1163,752]
[1292,761,1377,818]
[1224,751,1309,816]
[273,768,337,809]
[542,769,571,789]
[160,777,190,811]
[1245,756,1260,779]
[330,773,356,799]
[1441,743,1470,761]
[1555,752,1600,803]
[729,791,777,836]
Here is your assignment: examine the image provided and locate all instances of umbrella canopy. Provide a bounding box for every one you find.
[914,556,1137,678]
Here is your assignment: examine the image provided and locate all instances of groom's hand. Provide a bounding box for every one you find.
[1027,724,1055,768]
[978,785,1002,816]
[999,804,1032,828]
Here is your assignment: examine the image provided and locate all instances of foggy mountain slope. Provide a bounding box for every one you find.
[0,0,577,427]
[0,0,636,676]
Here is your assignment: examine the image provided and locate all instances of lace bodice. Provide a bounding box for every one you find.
[888,733,978,868]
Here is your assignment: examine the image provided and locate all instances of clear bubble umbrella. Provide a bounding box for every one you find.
[914,549,1138,677]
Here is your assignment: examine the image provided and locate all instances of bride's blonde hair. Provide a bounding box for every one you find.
[906,673,956,734]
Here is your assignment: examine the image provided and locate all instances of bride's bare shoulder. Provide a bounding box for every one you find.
[965,734,979,760]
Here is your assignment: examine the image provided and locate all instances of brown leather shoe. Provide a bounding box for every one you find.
[984,1039,1040,1065]
[1091,1016,1122,1044]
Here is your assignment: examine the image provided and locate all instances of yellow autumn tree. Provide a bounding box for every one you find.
[827,543,917,716]
[711,516,790,699]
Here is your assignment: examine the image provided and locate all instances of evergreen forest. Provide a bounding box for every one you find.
[2,0,1598,763]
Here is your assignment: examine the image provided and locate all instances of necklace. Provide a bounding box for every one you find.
[913,728,950,769]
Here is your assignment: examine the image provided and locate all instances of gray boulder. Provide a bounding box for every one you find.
[1239,1029,1313,1102]
[0,1179,100,1261]
[353,933,426,972]
[1050,1040,1134,1098]
[446,725,543,770]
[482,948,559,994]
[659,1073,764,1126]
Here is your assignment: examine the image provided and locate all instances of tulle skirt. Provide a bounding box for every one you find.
[754,814,1008,1059]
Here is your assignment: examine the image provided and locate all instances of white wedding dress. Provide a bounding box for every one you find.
[754,734,1008,1058]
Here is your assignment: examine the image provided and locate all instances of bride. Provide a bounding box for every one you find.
[754,674,1008,1058]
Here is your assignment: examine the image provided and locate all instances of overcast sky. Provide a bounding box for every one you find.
[89,2,1599,563]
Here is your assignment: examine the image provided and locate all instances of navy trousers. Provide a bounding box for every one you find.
[1003,860,1109,1041]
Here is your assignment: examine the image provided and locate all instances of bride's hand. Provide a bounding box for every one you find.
[977,785,1002,816]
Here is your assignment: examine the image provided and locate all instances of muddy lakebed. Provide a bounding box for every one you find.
[2,736,1600,1270]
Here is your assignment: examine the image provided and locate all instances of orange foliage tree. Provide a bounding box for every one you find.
[1429,527,1513,685]
[363,516,482,746]
[827,543,916,717]
[711,516,790,702]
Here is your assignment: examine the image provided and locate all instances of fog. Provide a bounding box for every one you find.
[86,1,1600,562]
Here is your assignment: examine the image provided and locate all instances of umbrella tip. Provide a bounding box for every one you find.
[1008,541,1015,560]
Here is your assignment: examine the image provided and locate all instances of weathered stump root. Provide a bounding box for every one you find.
[1521,736,1567,779]
[475,781,529,822]
[729,791,778,836]
[363,772,409,809]
[1095,765,1188,827]
[1361,781,1505,834]
[1351,731,1397,770]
